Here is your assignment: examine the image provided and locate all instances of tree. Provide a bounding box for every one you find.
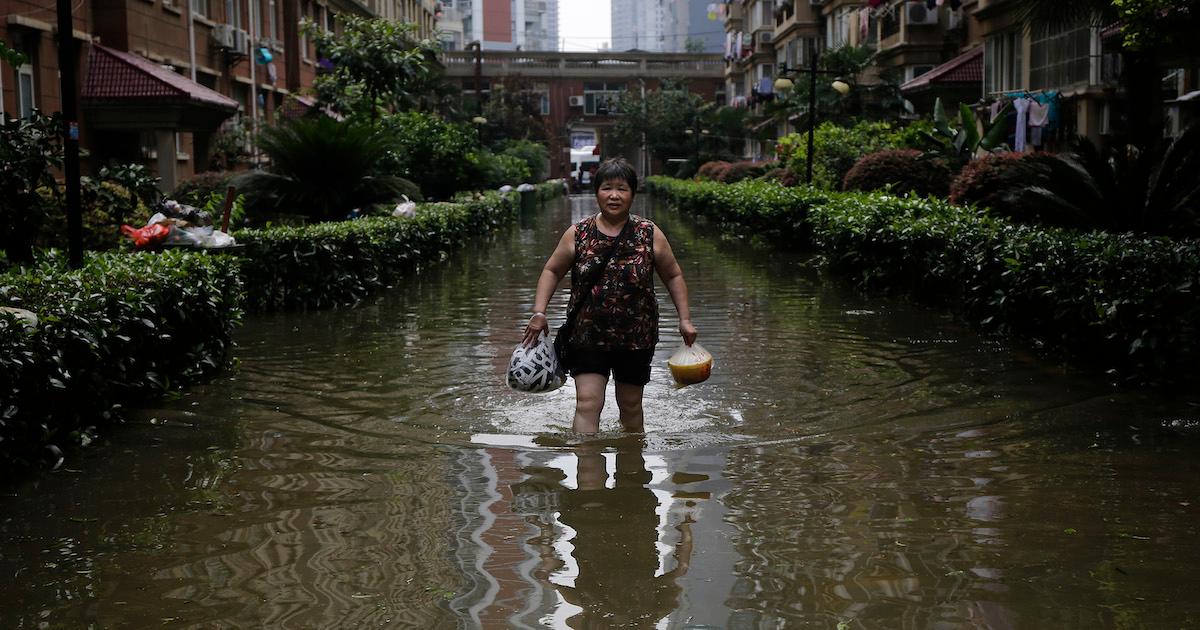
[477,76,550,148]
[1,114,62,265]
[609,81,752,170]
[684,37,707,53]
[304,16,443,121]
[774,45,905,127]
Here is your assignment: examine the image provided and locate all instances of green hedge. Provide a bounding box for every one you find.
[1,250,243,471]
[646,176,1200,378]
[236,191,520,311]
[0,181,564,471]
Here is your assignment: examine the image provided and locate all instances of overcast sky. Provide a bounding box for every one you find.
[558,0,612,51]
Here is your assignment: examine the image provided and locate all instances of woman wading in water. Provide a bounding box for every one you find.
[522,158,697,433]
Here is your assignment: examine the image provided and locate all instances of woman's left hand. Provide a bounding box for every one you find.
[679,319,698,346]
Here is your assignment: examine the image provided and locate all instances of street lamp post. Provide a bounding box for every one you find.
[774,43,850,185]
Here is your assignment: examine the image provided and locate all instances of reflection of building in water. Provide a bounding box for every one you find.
[451,440,707,627]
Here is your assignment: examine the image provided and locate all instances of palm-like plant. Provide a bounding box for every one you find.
[922,97,1011,168]
[1002,123,1200,235]
[235,117,414,222]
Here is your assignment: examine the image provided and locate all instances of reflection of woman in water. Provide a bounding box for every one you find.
[513,441,693,627]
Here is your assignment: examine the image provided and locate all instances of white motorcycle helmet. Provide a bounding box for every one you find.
[507,332,566,393]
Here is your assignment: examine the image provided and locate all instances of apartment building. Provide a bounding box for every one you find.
[443,0,557,52]
[0,0,437,190]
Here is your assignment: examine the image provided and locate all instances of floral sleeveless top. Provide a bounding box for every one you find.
[567,214,658,350]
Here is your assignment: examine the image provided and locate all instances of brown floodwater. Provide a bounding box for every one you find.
[3,194,1200,629]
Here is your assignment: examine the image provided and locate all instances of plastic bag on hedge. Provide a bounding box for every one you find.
[120,223,171,249]
[507,331,566,393]
[667,342,713,387]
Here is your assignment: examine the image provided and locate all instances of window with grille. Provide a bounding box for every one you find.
[1030,23,1095,90]
[584,82,625,115]
[984,30,1023,93]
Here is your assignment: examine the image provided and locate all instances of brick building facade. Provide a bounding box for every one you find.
[1,0,438,190]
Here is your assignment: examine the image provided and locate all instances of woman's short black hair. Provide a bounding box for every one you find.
[594,157,638,195]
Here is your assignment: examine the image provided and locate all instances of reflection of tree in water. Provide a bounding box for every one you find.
[513,441,693,628]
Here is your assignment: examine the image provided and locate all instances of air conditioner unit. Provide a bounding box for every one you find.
[568,95,584,107]
[906,1,939,26]
[210,24,235,49]
[757,31,773,46]
[231,28,251,56]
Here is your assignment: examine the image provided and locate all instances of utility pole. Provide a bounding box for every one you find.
[56,0,83,268]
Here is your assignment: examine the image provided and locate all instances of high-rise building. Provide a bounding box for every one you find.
[440,0,558,51]
[612,0,723,53]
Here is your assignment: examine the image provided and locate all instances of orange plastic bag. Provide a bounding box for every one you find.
[667,342,713,387]
[120,223,171,249]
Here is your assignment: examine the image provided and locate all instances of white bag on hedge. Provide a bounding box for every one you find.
[507,331,566,393]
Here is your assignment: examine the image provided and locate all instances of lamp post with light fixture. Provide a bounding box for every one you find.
[774,43,850,185]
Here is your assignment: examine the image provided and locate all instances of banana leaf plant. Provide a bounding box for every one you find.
[922,97,1011,168]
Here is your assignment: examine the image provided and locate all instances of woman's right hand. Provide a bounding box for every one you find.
[522,313,549,347]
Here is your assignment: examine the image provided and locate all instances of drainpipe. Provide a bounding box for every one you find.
[187,1,197,81]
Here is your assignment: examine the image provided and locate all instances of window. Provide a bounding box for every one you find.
[783,37,817,69]
[1030,23,1095,90]
[985,30,1023,94]
[827,6,853,49]
[583,82,624,115]
[225,0,241,29]
[299,1,309,59]
[268,0,278,41]
[17,62,35,119]
[191,0,207,18]
[250,0,261,37]
[905,64,935,82]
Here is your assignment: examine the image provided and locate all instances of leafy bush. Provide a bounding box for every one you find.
[476,150,532,189]
[776,121,914,190]
[498,139,549,182]
[1,113,62,265]
[948,153,1068,224]
[843,149,952,197]
[236,191,522,311]
[1000,124,1200,237]
[380,111,480,200]
[719,161,780,184]
[35,180,152,251]
[696,160,731,181]
[234,116,415,222]
[647,176,1200,379]
[645,176,827,246]
[0,250,242,471]
[760,167,800,187]
[173,171,239,206]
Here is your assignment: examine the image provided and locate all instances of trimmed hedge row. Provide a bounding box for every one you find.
[236,191,520,311]
[646,176,1200,378]
[1,250,243,471]
[1,182,564,471]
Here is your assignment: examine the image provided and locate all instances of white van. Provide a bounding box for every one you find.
[570,146,600,192]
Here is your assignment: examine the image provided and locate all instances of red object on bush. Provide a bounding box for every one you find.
[120,223,171,249]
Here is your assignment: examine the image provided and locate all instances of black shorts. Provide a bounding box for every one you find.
[569,346,655,386]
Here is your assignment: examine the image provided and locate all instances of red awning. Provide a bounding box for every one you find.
[900,46,983,94]
[83,44,238,110]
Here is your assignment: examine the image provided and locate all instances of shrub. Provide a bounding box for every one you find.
[173,170,239,206]
[948,152,1079,226]
[646,176,1200,379]
[1,113,62,265]
[776,121,911,190]
[380,111,480,200]
[498,139,549,182]
[0,249,242,471]
[696,161,731,181]
[35,179,151,251]
[236,191,521,311]
[719,161,780,184]
[477,150,532,189]
[760,167,800,187]
[234,116,415,222]
[843,149,952,197]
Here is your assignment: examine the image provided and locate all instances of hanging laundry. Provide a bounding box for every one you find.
[1028,101,1049,147]
[1013,97,1031,152]
[990,99,1004,123]
[860,8,870,41]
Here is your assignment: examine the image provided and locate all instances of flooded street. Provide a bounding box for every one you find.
[3,194,1200,629]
